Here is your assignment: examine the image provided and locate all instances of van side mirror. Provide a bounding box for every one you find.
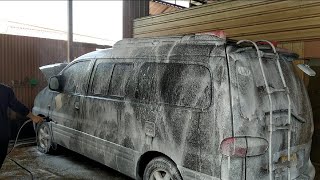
[49,76,62,92]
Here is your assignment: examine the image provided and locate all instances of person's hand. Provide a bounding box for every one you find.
[31,115,44,123]
[27,112,44,123]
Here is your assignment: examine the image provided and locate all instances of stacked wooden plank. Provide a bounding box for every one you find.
[134,0,320,42]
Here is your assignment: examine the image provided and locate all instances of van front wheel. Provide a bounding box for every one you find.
[143,157,182,180]
[36,122,55,154]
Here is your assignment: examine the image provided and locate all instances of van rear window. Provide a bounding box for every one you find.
[137,63,211,109]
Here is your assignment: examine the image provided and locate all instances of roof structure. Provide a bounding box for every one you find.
[149,0,184,15]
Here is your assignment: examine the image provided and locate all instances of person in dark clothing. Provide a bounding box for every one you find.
[0,83,43,169]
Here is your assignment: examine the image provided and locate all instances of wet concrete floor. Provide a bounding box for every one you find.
[1,144,320,179]
[0,145,131,180]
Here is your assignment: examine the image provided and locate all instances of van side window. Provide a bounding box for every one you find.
[137,62,211,109]
[109,64,134,97]
[62,61,91,94]
[157,63,211,109]
[136,63,157,102]
[90,63,114,96]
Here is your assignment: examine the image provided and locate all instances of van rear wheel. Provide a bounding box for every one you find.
[143,157,182,180]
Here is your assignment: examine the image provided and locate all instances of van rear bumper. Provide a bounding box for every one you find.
[177,158,314,180]
[177,165,219,180]
[219,141,314,180]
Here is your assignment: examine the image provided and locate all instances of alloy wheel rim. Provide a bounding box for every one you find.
[38,125,50,149]
[150,169,172,180]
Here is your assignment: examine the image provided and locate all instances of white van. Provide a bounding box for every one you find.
[33,34,315,180]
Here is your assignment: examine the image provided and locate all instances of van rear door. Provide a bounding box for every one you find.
[226,46,314,179]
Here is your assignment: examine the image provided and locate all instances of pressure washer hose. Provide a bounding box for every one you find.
[7,119,33,155]
[6,119,34,180]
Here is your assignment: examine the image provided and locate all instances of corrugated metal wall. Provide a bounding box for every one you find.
[0,34,108,109]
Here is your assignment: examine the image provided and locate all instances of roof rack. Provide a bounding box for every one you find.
[114,34,226,48]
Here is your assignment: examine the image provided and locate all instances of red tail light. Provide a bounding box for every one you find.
[220,137,268,157]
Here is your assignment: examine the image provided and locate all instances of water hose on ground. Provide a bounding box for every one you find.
[6,119,34,180]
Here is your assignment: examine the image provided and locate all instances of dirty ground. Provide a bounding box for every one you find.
[0,145,131,180]
[1,145,320,179]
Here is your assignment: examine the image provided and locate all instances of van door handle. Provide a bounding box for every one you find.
[74,102,80,110]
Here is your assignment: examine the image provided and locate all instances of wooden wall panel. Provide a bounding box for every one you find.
[304,41,320,131]
[134,0,320,42]
[278,41,309,86]
[305,40,320,58]
[278,41,304,57]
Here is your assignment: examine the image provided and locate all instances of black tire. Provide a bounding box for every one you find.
[36,122,55,154]
[143,157,182,180]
